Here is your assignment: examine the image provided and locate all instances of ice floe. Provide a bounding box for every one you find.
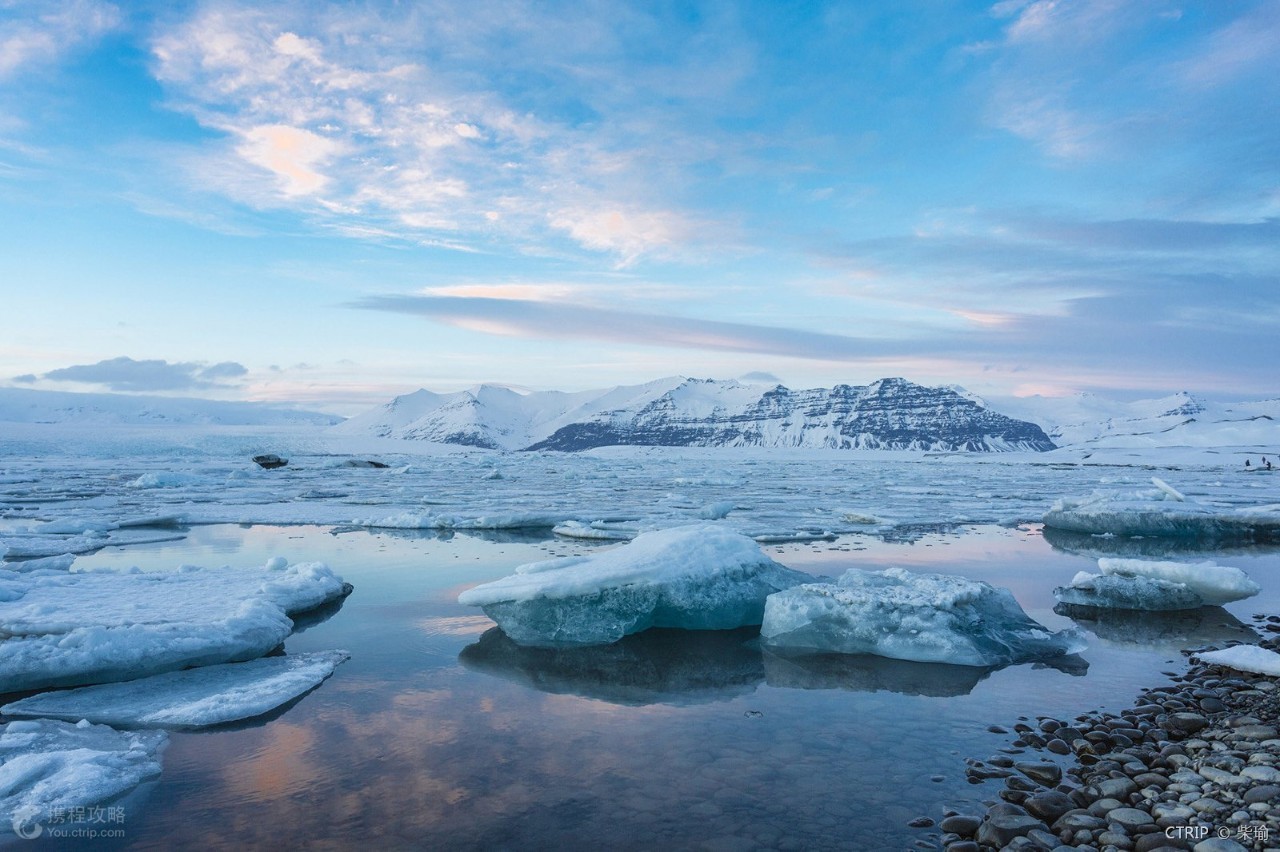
[1,651,349,729]
[1053,557,1260,611]
[1043,477,1280,542]
[0,560,350,692]
[760,567,1086,667]
[0,719,165,835]
[458,524,814,647]
[1194,645,1280,677]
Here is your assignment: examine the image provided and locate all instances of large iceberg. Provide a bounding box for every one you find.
[1043,477,1280,542]
[458,524,814,647]
[0,560,351,693]
[1052,557,1260,611]
[1,650,349,729]
[760,567,1085,667]
[1,719,165,835]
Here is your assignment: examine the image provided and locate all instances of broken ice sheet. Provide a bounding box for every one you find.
[1,651,349,730]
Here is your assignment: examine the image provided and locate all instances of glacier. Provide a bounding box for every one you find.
[0,560,351,692]
[760,567,1086,667]
[0,719,166,834]
[1,650,349,729]
[458,524,814,647]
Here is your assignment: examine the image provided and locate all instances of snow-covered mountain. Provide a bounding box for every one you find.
[0,388,342,427]
[335,377,1057,452]
[994,391,1280,452]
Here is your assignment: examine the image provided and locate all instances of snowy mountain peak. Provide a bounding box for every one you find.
[340,377,1055,452]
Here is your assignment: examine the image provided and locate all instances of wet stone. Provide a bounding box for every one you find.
[1017,762,1063,786]
[939,815,981,836]
[1108,807,1155,830]
[1241,784,1280,804]
[1166,713,1209,736]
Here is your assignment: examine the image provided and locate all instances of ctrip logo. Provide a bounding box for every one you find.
[11,805,44,840]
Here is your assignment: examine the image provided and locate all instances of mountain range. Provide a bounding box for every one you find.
[331,376,1057,452]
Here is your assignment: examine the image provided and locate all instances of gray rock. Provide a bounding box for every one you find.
[1054,812,1108,832]
[1108,807,1156,829]
[1018,761,1064,786]
[1166,713,1209,736]
[1191,838,1248,852]
[939,814,981,836]
[1197,766,1242,786]
[1241,783,1280,804]
[1096,777,1140,800]
[1024,791,1075,823]
[1230,724,1278,740]
[975,813,1048,848]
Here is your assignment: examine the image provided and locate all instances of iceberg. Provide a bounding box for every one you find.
[1053,573,1205,611]
[1,719,165,835]
[458,524,814,647]
[1,650,349,729]
[0,560,351,692]
[1194,645,1280,677]
[1053,557,1260,611]
[1043,477,1280,542]
[760,567,1086,667]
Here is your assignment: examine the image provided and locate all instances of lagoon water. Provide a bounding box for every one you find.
[19,521,1277,851]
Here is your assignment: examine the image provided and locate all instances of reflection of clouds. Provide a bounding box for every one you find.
[417,615,495,638]
[222,723,320,801]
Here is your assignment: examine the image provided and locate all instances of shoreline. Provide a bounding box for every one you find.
[922,621,1280,852]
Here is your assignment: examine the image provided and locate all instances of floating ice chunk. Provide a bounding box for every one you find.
[760,567,1086,667]
[2,651,349,729]
[0,719,165,834]
[0,554,76,574]
[1044,478,1280,542]
[458,524,814,647]
[1096,558,1260,605]
[551,521,638,541]
[1194,645,1280,676]
[1053,572,1205,611]
[697,501,734,520]
[0,533,108,559]
[0,561,351,692]
[127,472,204,489]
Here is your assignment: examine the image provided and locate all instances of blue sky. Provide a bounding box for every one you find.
[1,0,1277,415]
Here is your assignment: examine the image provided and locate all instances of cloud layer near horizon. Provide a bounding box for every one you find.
[24,357,249,393]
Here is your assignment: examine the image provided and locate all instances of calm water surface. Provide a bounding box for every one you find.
[15,524,1280,851]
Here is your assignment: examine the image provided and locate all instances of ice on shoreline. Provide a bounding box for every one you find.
[1043,477,1280,542]
[1,650,349,729]
[1194,645,1280,676]
[0,719,166,834]
[0,560,351,692]
[760,567,1086,667]
[458,524,814,647]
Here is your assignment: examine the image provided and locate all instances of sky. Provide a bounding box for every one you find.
[1,0,1277,416]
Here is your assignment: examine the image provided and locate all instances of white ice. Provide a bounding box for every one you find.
[1194,645,1280,677]
[0,719,165,834]
[760,567,1086,667]
[1095,558,1259,605]
[458,524,814,647]
[1,650,349,729]
[0,560,350,692]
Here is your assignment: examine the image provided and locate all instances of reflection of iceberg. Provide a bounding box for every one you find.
[1043,477,1280,543]
[1054,604,1258,651]
[459,627,763,706]
[761,568,1085,667]
[1040,525,1267,559]
[762,648,994,697]
[459,525,812,647]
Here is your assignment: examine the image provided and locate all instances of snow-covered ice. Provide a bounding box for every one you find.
[0,719,165,835]
[1,650,349,729]
[1194,645,1280,677]
[1095,557,1260,605]
[1044,477,1280,542]
[458,524,814,647]
[760,567,1086,667]
[0,560,350,692]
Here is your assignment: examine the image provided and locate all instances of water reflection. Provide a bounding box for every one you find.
[1055,604,1259,651]
[762,649,995,697]
[459,627,764,706]
[1042,526,1280,559]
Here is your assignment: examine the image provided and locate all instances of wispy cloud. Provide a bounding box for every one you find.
[147,2,743,264]
[33,357,249,392]
[0,0,120,79]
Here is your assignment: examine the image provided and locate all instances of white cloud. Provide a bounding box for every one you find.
[236,125,343,196]
[0,0,120,79]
